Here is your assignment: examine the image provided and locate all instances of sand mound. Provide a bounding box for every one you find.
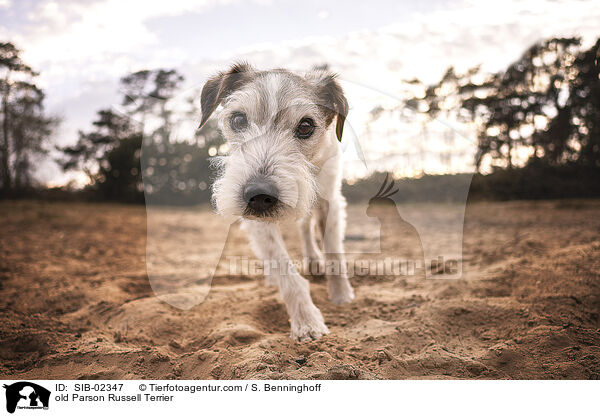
[1,200,599,379]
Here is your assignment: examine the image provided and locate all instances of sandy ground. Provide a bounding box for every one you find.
[0,199,599,380]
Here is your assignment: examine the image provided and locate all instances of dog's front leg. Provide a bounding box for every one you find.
[299,213,325,275]
[242,219,329,341]
[320,194,355,305]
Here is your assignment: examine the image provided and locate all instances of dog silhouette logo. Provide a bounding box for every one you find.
[3,382,50,414]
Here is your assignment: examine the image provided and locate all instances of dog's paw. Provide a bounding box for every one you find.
[290,321,330,342]
[289,304,329,342]
[327,277,355,305]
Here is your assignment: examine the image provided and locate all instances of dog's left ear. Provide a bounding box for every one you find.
[307,69,349,142]
[199,62,253,129]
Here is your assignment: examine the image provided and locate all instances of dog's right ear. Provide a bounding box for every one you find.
[199,62,253,129]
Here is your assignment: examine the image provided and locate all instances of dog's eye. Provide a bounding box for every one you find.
[295,118,315,139]
[230,112,248,131]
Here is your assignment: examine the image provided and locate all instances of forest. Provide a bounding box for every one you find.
[1,37,599,203]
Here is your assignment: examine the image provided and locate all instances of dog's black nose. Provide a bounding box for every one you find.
[243,181,278,215]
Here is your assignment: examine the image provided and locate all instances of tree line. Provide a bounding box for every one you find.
[1,36,599,203]
[58,68,223,204]
[402,37,600,172]
[0,42,58,194]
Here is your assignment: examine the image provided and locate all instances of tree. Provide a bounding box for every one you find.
[10,83,58,188]
[399,37,597,173]
[58,109,136,184]
[562,38,600,167]
[150,69,184,143]
[0,42,56,192]
[460,38,581,170]
[397,66,482,174]
[119,69,184,142]
[96,133,143,202]
[58,68,217,204]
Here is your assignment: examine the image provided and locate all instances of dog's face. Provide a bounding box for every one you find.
[201,63,348,221]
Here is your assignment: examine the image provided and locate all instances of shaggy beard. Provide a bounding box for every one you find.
[210,138,318,221]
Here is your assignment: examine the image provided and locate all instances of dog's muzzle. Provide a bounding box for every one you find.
[243,179,279,216]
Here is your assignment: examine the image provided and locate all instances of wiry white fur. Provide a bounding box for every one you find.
[211,133,317,220]
[241,220,329,341]
[209,68,354,341]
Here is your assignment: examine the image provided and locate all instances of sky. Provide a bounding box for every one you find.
[0,0,599,185]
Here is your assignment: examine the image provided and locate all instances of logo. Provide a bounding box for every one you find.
[3,382,50,414]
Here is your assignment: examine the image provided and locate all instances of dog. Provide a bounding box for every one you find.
[199,63,355,341]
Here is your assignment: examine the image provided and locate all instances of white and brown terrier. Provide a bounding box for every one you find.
[200,63,354,341]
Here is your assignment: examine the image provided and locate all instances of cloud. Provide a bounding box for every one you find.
[15,0,218,77]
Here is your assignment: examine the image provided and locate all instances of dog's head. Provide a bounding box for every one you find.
[201,63,348,221]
